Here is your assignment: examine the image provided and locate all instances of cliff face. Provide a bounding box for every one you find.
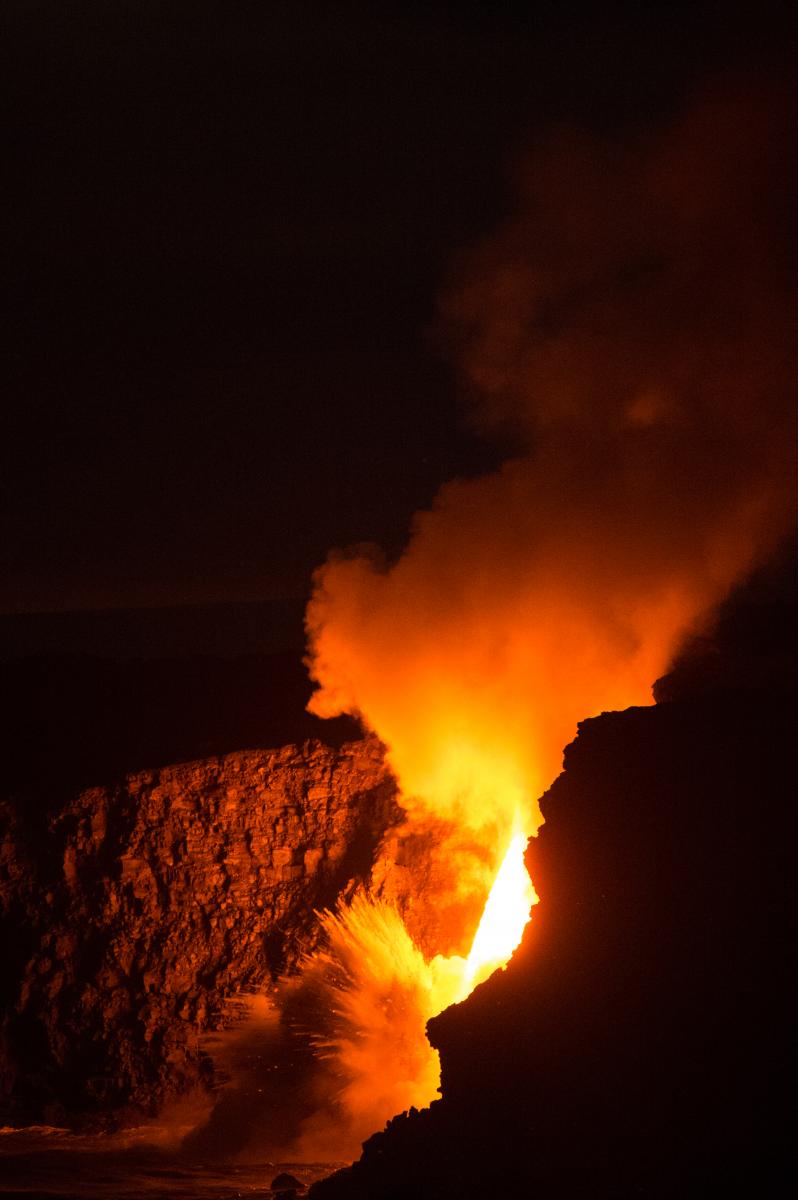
[0,738,399,1126]
[313,687,797,1198]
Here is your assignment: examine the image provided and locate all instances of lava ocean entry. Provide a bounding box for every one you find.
[281,78,798,1164]
[2,64,797,1200]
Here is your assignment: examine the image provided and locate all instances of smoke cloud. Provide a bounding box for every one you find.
[306,78,798,932]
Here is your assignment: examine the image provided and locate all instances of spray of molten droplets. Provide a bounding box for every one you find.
[289,826,537,1162]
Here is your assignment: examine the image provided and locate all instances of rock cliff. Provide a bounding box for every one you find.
[313,685,797,1198]
[0,737,399,1126]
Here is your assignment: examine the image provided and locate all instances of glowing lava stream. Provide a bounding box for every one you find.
[461,830,537,997]
[425,825,538,1018]
[288,820,538,1160]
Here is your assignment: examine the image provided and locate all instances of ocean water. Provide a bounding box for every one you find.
[0,1126,340,1199]
[0,996,349,1198]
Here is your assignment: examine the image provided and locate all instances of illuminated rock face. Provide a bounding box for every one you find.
[0,738,399,1126]
[313,685,797,1199]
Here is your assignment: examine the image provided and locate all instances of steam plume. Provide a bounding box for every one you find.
[307,81,798,929]
[297,78,798,1155]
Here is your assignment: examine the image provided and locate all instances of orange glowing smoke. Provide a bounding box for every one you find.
[307,81,798,921]
[297,81,798,1158]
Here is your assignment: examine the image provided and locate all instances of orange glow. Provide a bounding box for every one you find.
[291,828,536,1162]
[463,830,537,994]
[299,469,791,1156]
[298,474,793,1158]
[297,89,798,1156]
[306,95,798,916]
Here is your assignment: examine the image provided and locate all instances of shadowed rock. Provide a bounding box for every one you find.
[312,685,797,1197]
[0,737,399,1126]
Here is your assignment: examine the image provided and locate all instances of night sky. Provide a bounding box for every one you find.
[4,1,794,616]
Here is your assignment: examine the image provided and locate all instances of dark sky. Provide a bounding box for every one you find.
[4,1,794,614]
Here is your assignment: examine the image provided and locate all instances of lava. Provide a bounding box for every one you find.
[462,830,538,994]
[289,823,537,1161]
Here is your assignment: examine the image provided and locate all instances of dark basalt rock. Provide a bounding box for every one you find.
[653,599,798,702]
[271,1171,306,1195]
[0,737,399,1127]
[312,686,797,1198]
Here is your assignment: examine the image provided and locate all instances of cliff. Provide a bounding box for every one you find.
[313,685,797,1198]
[0,737,399,1126]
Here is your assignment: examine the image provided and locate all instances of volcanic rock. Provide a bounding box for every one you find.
[0,737,399,1126]
[311,686,797,1198]
[271,1171,306,1195]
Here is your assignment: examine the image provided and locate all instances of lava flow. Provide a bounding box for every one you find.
[462,830,537,994]
[290,820,537,1161]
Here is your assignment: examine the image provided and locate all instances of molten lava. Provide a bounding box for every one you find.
[463,831,537,994]
[290,825,537,1161]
